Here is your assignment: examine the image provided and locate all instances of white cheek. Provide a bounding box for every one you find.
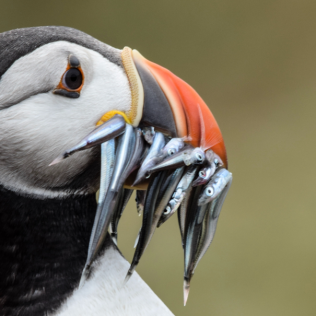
[0,42,69,108]
[77,48,132,124]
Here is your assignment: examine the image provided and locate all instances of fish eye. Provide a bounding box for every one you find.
[196,153,203,161]
[168,148,176,156]
[199,170,206,178]
[62,68,83,90]
[214,158,219,165]
[206,187,214,197]
[164,206,171,215]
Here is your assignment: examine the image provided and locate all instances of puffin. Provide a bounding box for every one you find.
[0,26,231,316]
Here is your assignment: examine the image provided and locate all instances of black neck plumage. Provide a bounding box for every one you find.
[0,186,110,316]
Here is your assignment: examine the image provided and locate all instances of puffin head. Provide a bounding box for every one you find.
[0,26,226,198]
[0,27,130,197]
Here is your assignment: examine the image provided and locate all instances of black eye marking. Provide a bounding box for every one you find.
[53,89,80,98]
[69,54,80,68]
[53,54,84,99]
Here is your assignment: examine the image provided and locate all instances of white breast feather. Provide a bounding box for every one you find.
[54,247,174,316]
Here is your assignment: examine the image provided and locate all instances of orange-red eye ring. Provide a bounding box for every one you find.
[56,65,84,93]
[53,54,85,98]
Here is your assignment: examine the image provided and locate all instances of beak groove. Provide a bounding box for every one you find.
[121,47,144,127]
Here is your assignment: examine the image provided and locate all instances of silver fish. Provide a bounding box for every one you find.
[98,140,116,204]
[126,171,166,282]
[192,165,216,187]
[192,176,232,273]
[178,186,193,247]
[142,127,155,144]
[192,149,224,187]
[139,137,186,178]
[183,186,207,305]
[109,188,134,244]
[165,166,198,221]
[182,169,232,300]
[205,149,224,168]
[183,147,205,166]
[157,167,186,226]
[131,168,178,250]
[158,137,186,159]
[81,124,135,283]
[135,190,146,216]
[119,128,146,184]
[148,146,194,174]
[144,167,185,240]
[89,140,116,249]
[134,228,141,248]
[110,124,136,191]
[133,132,165,186]
[50,114,126,165]
[79,139,116,288]
[198,168,232,206]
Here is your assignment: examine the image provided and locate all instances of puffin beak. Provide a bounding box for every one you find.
[121,47,227,168]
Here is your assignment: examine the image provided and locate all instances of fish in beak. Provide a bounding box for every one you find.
[51,46,231,304]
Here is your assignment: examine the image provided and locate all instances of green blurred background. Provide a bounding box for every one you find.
[1,1,315,315]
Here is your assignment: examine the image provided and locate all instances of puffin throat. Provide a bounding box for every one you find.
[0,186,113,316]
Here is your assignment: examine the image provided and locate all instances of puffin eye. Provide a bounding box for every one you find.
[63,68,83,90]
[53,54,84,99]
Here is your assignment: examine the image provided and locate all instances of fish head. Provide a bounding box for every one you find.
[161,138,185,157]
[182,147,205,166]
[198,183,216,206]
[206,149,224,168]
